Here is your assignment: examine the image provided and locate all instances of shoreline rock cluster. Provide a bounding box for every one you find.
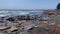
[0,10,60,34]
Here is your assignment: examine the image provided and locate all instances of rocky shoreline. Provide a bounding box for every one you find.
[0,10,60,34]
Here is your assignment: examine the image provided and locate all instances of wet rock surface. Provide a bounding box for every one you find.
[0,10,60,34]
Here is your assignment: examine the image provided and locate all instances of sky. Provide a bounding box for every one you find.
[0,0,60,9]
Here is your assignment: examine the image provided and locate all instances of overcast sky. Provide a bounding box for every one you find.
[0,0,60,9]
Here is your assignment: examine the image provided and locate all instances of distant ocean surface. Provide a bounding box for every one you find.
[0,10,44,17]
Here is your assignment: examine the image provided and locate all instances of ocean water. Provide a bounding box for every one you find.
[0,10,44,17]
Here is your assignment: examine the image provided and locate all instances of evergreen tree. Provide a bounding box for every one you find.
[57,3,60,9]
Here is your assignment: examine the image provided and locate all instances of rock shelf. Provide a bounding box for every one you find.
[0,10,60,34]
